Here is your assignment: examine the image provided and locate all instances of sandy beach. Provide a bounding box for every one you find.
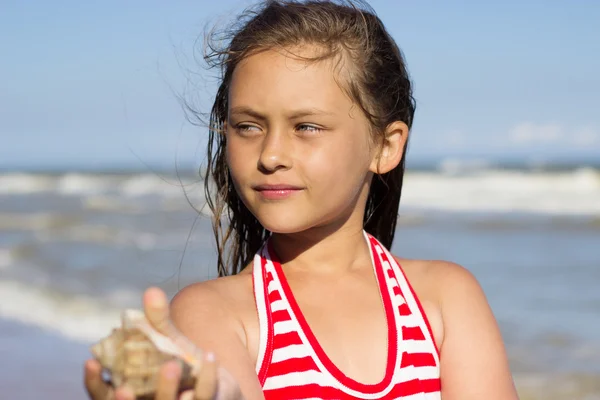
[0,318,89,399]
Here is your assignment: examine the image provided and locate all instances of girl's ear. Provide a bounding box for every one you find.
[369,121,409,174]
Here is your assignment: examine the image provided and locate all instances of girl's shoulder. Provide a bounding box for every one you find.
[395,256,485,312]
[397,257,517,397]
[169,271,266,397]
[394,257,490,352]
[170,271,256,335]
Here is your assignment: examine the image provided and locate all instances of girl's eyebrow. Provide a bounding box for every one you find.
[287,108,334,119]
[229,106,267,121]
[229,106,334,120]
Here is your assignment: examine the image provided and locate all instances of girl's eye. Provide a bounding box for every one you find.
[233,123,322,136]
[296,124,322,134]
[235,124,262,136]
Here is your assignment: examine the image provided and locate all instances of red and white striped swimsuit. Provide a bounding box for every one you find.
[252,231,442,399]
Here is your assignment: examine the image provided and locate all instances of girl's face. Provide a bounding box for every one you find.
[225,46,385,235]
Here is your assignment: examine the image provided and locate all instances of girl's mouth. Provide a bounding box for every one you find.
[253,184,304,200]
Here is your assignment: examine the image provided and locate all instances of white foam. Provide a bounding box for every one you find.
[0,280,130,343]
[1,170,599,215]
[402,169,600,215]
[119,175,199,198]
[0,248,13,270]
[0,172,201,198]
[33,224,160,249]
[0,173,121,196]
[56,173,117,196]
[0,173,55,194]
[438,157,493,174]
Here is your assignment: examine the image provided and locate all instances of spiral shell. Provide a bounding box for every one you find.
[90,309,199,397]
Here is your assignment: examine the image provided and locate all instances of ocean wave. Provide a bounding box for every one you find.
[401,168,600,215]
[118,174,201,198]
[0,172,202,198]
[56,173,118,196]
[437,157,494,174]
[0,212,81,231]
[0,173,56,194]
[0,248,13,270]
[83,195,145,213]
[1,170,599,215]
[82,194,208,214]
[0,280,129,343]
[0,215,160,249]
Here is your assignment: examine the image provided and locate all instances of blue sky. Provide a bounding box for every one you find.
[1,1,599,170]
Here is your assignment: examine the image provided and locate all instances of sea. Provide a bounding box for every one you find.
[1,158,599,399]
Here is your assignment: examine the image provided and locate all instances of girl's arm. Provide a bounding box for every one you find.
[169,282,266,400]
[436,262,519,399]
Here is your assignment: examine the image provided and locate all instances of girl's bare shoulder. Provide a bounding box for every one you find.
[395,257,483,303]
[396,257,517,398]
[170,268,256,331]
[393,257,490,350]
[168,268,265,397]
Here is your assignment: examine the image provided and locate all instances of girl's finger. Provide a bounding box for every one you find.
[193,352,218,400]
[142,287,205,369]
[155,360,183,400]
[143,287,173,335]
[113,386,135,400]
[84,359,112,399]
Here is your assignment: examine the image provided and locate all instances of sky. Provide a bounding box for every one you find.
[1,0,599,170]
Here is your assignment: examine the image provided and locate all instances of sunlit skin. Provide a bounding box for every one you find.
[84,45,518,400]
[226,47,406,263]
[227,48,379,236]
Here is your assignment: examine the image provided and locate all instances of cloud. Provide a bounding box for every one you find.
[508,122,599,148]
[572,127,600,146]
[508,122,562,144]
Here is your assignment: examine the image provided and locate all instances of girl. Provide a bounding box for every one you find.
[85,1,518,399]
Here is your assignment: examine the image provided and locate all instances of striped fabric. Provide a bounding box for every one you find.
[252,232,441,399]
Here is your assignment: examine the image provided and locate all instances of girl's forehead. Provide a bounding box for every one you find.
[230,47,353,104]
[233,45,346,81]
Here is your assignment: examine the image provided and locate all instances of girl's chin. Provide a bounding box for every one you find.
[255,215,316,235]
[259,221,312,235]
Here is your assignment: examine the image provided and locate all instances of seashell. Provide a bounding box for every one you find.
[91,309,202,398]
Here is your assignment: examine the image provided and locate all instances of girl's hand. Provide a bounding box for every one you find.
[84,287,244,400]
[84,353,218,400]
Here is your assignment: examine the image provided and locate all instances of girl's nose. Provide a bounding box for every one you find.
[258,129,293,172]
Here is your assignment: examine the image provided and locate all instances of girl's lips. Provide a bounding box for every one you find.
[253,184,304,200]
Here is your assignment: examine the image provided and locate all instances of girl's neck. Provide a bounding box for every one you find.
[269,224,372,275]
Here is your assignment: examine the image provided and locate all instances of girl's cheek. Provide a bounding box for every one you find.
[225,145,242,170]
